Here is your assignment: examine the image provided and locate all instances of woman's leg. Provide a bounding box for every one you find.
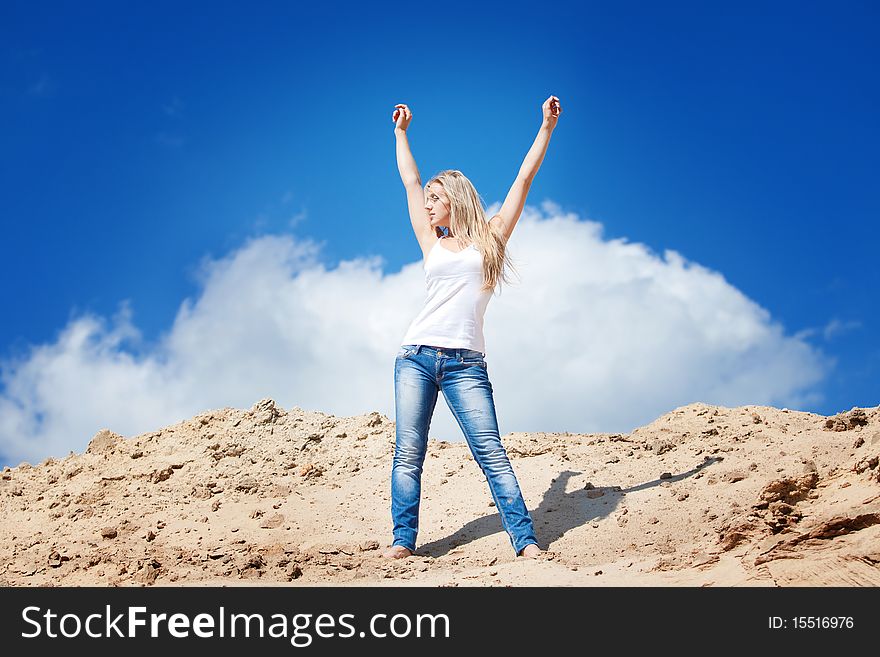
[388,347,439,553]
[440,354,540,556]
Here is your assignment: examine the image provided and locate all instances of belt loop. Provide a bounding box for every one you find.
[414,345,422,355]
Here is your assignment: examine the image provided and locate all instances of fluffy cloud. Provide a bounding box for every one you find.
[0,201,831,467]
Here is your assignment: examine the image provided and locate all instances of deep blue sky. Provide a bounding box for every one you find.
[1,1,877,416]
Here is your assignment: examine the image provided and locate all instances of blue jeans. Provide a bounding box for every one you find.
[391,344,539,555]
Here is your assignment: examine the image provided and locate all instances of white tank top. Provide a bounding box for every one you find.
[401,235,494,354]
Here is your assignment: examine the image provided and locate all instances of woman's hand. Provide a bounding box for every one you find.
[542,95,562,129]
[393,103,413,132]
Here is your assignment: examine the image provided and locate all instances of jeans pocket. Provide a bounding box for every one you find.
[398,345,417,359]
[460,357,486,368]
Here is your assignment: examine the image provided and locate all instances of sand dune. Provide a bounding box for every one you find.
[2,399,878,586]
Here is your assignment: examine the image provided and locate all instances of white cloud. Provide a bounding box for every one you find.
[793,317,862,342]
[822,318,862,341]
[0,202,832,467]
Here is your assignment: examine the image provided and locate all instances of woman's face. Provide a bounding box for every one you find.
[425,183,451,229]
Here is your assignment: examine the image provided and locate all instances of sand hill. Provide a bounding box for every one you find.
[1,400,878,586]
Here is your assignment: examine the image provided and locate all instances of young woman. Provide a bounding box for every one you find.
[384,96,562,560]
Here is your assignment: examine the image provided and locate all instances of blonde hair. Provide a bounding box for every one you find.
[424,170,520,293]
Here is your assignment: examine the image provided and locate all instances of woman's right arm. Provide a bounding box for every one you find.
[393,103,435,251]
[393,104,420,186]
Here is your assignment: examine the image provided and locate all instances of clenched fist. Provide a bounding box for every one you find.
[393,103,413,132]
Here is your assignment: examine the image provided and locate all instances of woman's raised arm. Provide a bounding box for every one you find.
[393,103,435,249]
[517,95,561,182]
[393,103,420,186]
[490,95,563,243]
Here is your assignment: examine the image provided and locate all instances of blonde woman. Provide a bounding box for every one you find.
[384,96,562,560]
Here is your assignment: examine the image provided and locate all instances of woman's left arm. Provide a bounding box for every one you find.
[519,95,561,181]
[491,95,562,243]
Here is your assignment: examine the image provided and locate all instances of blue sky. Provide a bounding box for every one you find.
[1,1,877,468]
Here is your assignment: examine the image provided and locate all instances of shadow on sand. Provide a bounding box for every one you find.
[416,457,722,557]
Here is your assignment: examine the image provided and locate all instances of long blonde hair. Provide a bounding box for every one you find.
[424,170,520,293]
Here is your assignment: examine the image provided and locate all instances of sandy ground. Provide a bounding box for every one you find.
[2,399,878,587]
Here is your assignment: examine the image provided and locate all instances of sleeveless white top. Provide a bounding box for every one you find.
[401,235,494,354]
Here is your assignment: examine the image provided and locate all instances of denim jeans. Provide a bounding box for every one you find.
[391,344,539,555]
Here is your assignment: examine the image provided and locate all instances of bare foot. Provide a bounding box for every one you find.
[518,544,543,559]
[382,545,413,559]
